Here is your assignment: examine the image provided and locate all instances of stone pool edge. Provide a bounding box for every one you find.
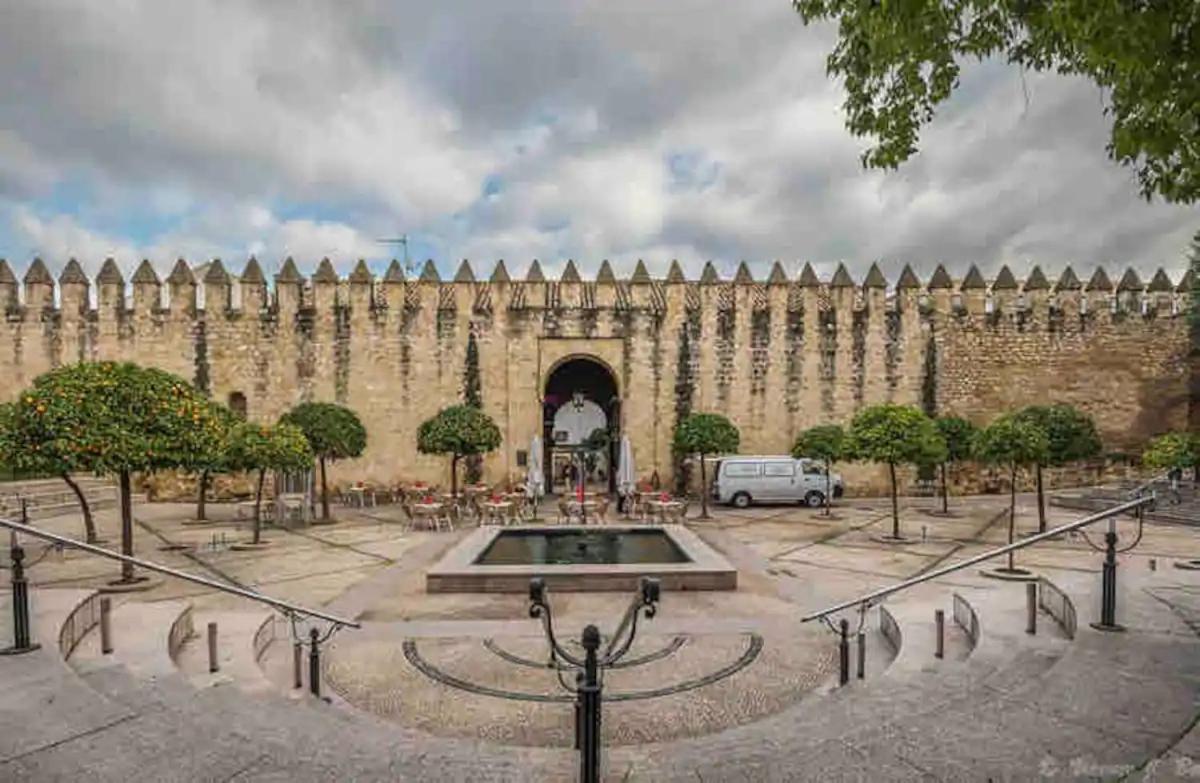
[425,524,738,593]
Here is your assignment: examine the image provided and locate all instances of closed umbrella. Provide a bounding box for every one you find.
[617,435,635,515]
[526,436,545,519]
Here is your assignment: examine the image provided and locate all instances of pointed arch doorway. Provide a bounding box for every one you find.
[542,356,621,495]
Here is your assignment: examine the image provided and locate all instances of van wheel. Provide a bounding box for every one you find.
[731,492,751,509]
[804,491,825,509]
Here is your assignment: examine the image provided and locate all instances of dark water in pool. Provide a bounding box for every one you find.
[475,529,690,565]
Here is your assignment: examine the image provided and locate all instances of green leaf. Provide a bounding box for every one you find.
[673,413,740,457]
[280,402,367,462]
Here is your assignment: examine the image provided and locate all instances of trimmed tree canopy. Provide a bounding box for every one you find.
[933,416,977,463]
[5,361,221,476]
[1014,404,1102,466]
[673,413,740,457]
[1142,432,1198,472]
[792,1,1200,203]
[226,421,313,476]
[972,414,1050,468]
[792,424,846,463]
[417,404,502,459]
[280,402,366,462]
[846,404,946,467]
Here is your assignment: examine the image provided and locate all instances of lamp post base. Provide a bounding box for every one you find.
[0,642,41,656]
[1089,621,1126,633]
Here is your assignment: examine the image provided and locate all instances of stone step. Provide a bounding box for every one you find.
[173,608,276,693]
[0,589,136,765]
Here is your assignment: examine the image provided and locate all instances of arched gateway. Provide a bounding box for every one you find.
[542,356,621,494]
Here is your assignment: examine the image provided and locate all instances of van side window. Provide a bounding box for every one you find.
[724,463,760,477]
[763,463,794,477]
[804,463,826,476]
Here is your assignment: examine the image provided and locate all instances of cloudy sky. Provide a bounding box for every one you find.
[1,1,1196,285]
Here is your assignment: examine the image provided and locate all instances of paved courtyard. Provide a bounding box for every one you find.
[3,490,1200,779]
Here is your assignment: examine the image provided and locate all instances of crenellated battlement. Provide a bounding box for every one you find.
[0,256,1191,323]
[0,255,1190,493]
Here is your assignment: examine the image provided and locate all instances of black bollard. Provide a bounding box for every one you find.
[578,624,602,783]
[838,618,850,686]
[308,627,321,697]
[293,641,303,689]
[1091,526,1125,632]
[856,631,866,680]
[1,530,41,656]
[934,609,945,659]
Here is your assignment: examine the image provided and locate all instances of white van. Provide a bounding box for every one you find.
[710,456,844,509]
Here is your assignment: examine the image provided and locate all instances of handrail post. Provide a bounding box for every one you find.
[1,527,41,656]
[308,627,321,698]
[293,641,303,689]
[838,618,850,686]
[1091,523,1125,632]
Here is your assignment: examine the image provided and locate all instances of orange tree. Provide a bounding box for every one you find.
[846,404,946,540]
[792,424,845,516]
[932,416,977,514]
[180,402,238,522]
[225,421,312,545]
[0,401,108,542]
[5,362,220,584]
[280,402,367,522]
[673,412,740,518]
[417,404,502,498]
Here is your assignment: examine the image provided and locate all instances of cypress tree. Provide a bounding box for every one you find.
[463,329,484,483]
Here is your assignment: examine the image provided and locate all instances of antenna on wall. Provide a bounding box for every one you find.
[378,234,411,275]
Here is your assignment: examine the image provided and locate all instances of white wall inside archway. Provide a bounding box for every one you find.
[551,399,607,445]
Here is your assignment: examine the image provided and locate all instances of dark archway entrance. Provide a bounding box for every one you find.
[542,357,621,495]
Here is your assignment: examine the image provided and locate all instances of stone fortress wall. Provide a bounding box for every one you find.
[0,254,1191,496]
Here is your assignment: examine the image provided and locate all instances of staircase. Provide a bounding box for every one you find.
[0,558,1197,779]
[0,476,116,522]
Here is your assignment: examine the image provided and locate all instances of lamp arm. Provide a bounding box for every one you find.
[530,600,585,668]
[603,597,641,659]
[605,600,656,664]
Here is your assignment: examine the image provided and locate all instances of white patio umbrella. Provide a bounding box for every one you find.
[526,436,545,516]
[617,435,635,515]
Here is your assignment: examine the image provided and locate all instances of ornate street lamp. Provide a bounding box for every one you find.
[528,575,660,783]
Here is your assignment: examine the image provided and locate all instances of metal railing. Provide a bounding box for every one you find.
[878,605,901,654]
[167,605,196,659]
[1037,576,1077,639]
[58,592,103,658]
[0,515,360,630]
[801,494,1153,624]
[952,593,979,649]
[1126,472,1173,501]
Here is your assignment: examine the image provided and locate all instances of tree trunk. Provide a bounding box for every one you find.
[1007,463,1017,571]
[319,457,330,521]
[252,469,265,545]
[196,469,209,522]
[118,470,135,583]
[1035,463,1046,533]
[451,454,460,499]
[889,462,900,539]
[699,454,709,519]
[824,460,832,517]
[61,473,98,543]
[940,462,949,514]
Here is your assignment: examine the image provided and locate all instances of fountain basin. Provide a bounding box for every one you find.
[426,525,737,593]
